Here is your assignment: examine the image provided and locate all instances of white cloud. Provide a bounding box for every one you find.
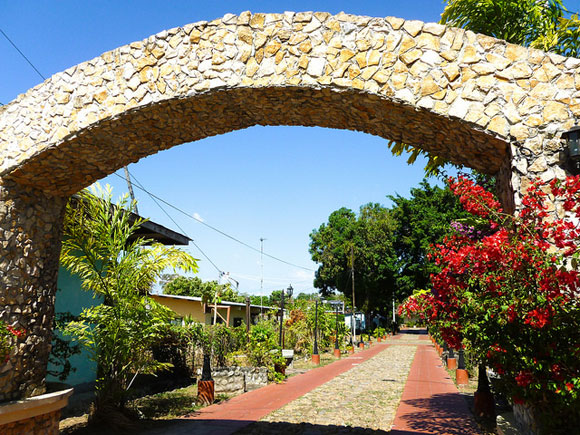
[193,212,204,222]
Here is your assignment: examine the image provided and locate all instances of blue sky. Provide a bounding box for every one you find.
[3,1,579,296]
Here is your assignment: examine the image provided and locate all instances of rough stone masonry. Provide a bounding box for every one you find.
[0,11,579,401]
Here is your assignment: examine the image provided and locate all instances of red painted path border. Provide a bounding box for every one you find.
[391,343,481,435]
[177,343,391,434]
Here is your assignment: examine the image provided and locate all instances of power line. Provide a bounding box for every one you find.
[121,170,223,276]
[0,28,46,81]
[111,170,315,272]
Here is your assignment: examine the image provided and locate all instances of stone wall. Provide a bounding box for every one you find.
[197,367,268,395]
[0,410,60,435]
[0,181,66,401]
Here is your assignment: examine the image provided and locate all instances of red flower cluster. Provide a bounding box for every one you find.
[400,174,580,419]
[6,325,25,338]
[516,370,534,388]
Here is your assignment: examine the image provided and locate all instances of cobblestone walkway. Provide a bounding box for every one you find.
[264,345,415,429]
[140,332,479,434]
[237,337,418,434]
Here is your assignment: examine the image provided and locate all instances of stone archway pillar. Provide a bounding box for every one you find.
[0,179,66,401]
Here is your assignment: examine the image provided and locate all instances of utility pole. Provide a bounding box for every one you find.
[260,238,266,317]
[350,245,357,345]
[123,166,138,215]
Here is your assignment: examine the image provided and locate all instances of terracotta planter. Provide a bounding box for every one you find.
[358,342,365,349]
[377,337,381,343]
[311,354,320,365]
[456,369,469,385]
[333,348,341,358]
[383,335,386,340]
[197,380,214,405]
[348,346,355,354]
[447,357,457,370]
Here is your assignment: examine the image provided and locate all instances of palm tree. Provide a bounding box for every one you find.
[61,184,198,419]
[441,0,580,57]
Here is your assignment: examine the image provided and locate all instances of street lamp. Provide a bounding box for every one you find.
[560,126,580,175]
[279,284,293,347]
[312,299,320,364]
[330,301,341,358]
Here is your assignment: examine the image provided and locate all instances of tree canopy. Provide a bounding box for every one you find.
[309,180,469,311]
[309,203,398,314]
[388,180,470,297]
[441,0,580,57]
[163,276,245,303]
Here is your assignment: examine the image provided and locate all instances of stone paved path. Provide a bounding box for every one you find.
[259,344,416,430]
[140,331,481,434]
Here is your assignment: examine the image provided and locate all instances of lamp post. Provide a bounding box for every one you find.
[560,126,580,175]
[333,301,341,358]
[279,284,293,348]
[312,299,320,364]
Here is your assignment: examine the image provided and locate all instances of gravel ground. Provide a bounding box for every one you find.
[238,337,418,434]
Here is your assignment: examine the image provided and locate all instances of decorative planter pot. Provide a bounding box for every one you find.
[348,346,355,354]
[0,387,73,435]
[311,354,320,365]
[383,335,386,340]
[377,337,381,342]
[456,369,469,385]
[197,380,215,405]
[447,357,457,370]
[358,342,365,349]
[333,348,341,358]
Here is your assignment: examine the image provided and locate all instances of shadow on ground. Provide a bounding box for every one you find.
[136,418,396,434]
[397,328,428,335]
[393,392,480,435]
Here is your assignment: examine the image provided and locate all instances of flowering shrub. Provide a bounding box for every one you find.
[0,321,25,363]
[402,175,580,432]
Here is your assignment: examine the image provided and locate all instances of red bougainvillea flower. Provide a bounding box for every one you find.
[516,371,534,388]
[403,174,580,427]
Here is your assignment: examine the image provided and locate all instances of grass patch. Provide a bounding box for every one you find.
[129,384,202,419]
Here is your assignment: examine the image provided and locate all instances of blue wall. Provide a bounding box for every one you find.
[46,267,103,388]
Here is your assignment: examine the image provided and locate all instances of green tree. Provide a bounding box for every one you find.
[309,203,398,314]
[163,276,244,303]
[388,180,469,298]
[61,185,198,418]
[441,0,580,57]
[269,290,284,307]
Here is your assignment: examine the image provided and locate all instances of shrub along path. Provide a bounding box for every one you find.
[140,330,481,434]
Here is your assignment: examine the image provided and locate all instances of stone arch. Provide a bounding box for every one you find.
[1,11,579,400]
